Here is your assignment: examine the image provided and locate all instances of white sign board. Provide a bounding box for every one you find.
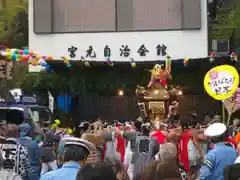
[9,88,22,103]
[28,64,45,72]
[208,71,234,95]
[29,0,208,61]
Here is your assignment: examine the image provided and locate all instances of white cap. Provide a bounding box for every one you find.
[64,137,96,153]
[204,123,226,137]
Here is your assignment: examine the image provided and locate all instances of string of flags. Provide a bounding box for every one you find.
[0,48,238,72]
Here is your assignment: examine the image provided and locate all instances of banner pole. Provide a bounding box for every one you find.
[222,100,225,124]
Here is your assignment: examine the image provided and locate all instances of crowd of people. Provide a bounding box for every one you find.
[0,113,240,180]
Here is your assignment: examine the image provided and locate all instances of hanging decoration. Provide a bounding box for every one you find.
[0,48,53,71]
[165,55,172,72]
[80,56,91,67]
[209,51,215,63]
[61,56,72,68]
[130,58,136,68]
[105,56,114,67]
[3,48,240,73]
[183,58,189,67]
[230,52,238,62]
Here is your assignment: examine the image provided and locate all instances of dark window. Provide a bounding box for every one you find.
[0,109,24,125]
[33,0,202,33]
[132,0,182,30]
[217,40,229,53]
[53,0,116,32]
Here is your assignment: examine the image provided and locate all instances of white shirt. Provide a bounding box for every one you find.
[124,142,133,165]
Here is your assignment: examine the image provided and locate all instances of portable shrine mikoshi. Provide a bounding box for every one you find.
[136,56,178,123]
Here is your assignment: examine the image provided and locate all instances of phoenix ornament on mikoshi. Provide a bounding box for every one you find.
[148,55,172,88]
[148,64,172,88]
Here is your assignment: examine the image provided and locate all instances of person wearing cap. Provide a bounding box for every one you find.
[17,123,41,180]
[40,137,95,180]
[199,123,237,180]
[57,128,74,165]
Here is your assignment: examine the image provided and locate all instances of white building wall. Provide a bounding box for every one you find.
[28,0,208,62]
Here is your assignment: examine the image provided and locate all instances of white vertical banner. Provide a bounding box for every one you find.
[6,61,13,80]
[0,60,5,78]
[48,91,54,113]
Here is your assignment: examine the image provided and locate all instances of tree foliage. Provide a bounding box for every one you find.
[20,71,60,94]
[0,0,28,90]
[20,59,213,97]
[20,68,151,97]
[0,0,28,48]
[211,0,240,48]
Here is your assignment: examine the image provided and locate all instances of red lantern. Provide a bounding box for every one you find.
[210,51,215,62]
[230,52,237,62]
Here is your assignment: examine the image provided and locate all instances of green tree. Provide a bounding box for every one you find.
[211,0,240,48]
[0,0,28,90]
[0,0,28,48]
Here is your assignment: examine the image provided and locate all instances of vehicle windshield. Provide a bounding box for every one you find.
[0,107,24,125]
[28,106,52,125]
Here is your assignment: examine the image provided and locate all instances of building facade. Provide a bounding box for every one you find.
[29,0,208,62]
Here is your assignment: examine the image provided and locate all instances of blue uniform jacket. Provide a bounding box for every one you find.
[40,162,81,180]
[199,142,237,180]
[17,137,41,167]
[17,137,41,180]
